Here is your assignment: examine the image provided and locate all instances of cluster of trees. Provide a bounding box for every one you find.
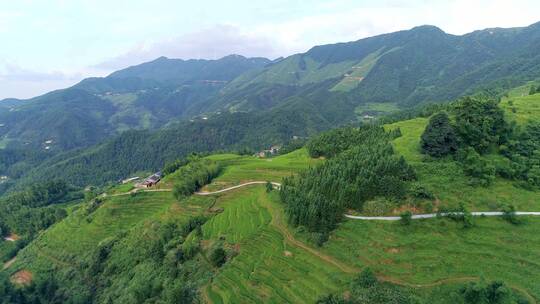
[420,95,540,188]
[499,122,540,189]
[421,96,510,158]
[172,159,221,200]
[461,280,528,304]
[529,85,540,95]
[281,126,415,234]
[0,216,209,303]
[0,180,78,239]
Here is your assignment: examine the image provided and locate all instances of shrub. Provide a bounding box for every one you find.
[266,181,273,192]
[400,211,413,226]
[409,183,435,200]
[501,204,521,225]
[209,246,227,267]
[309,232,329,247]
[352,268,378,288]
[459,147,496,187]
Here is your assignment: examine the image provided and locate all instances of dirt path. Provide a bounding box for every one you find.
[2,257,16,270]
[196,181,281,196]
[108,188,173,197]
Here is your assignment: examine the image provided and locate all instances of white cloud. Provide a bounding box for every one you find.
[94,25,282,71]
[2,0,540,99]
[0,65,105,99]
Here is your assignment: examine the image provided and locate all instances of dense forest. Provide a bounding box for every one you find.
[4,103,337,194]
[171,158,221,200]
[0,215,210,303]
[280,126,415,237]
[0,181,81,262]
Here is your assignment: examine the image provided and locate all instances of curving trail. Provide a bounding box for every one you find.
[195,181,281,195]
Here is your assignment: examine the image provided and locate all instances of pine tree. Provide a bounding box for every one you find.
[420,112,458,157]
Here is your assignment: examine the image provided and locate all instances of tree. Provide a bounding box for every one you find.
[529,86,537,95]
[352,268,378,288]
[420,112,458,157]
[209,246,227,267]
[453,96,510,154]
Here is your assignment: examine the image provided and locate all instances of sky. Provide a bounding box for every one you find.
[0,0,539,99]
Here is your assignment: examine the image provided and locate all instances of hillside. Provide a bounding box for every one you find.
[2,87,540,303]
[218,22,540,113]
[0,55,270,153]
[2,22,540,196]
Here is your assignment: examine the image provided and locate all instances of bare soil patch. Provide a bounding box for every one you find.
[11,269,33,286]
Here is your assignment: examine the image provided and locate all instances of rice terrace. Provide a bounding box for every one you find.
[1,3,540,303]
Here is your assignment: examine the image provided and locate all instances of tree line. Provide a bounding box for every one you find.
[280,126,415,236]
[171,159,222,200]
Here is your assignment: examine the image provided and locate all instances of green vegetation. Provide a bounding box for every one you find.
[282,126,415,233]
[354,102,401,119]
[171,159,221,200]
[318,268,529,304]
[420,111,458,157]
[453,96,511,154]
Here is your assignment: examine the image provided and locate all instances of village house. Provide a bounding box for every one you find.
[256,145,282,158]
[141,172,163,188]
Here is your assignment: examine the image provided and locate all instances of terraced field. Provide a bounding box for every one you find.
[202,188,272,243]
[8,191,215,280]
[205,189,351,303]
[323,217,540,301]
[203,149,319,190]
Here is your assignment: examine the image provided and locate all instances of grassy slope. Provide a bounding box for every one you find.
[384,116,539,211]
[4,94,540,302]
[8,192,214,281]
[205,188,349,303]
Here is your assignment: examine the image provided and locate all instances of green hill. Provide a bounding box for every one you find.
[3,22,540,196]
[2,88,540,303]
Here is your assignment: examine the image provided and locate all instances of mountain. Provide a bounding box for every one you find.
[0,55,271,153]
[214,22,540,113]
[2,87,540,303]
[2,22,540,194]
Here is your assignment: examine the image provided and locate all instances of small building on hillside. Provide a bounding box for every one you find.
[141,171,163,188]
[256,145,282,158]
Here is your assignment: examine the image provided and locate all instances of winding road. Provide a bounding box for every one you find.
[194,181,540,220]
[345,211,540,221]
